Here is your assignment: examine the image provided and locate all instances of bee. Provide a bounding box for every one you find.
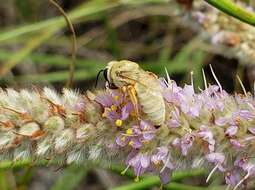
[97,60,166,126]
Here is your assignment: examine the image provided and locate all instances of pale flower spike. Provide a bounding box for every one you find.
[165,67,171,84]
[209,64,222,93]
[236,75,247,97]
[190,71,194,90]
[0,69,255,188]
[206,164,218,183]
[233,167,251,190]
[202,68,208,90]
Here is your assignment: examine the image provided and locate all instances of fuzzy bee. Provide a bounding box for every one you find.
[97,60,166,126]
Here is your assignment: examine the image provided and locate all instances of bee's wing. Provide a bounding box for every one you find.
[118,70,161,92]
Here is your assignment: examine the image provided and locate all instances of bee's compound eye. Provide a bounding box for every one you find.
[103,69,108,81]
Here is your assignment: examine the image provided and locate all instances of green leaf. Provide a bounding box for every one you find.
[205,0,255,26]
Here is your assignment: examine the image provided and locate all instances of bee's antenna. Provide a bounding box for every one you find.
[95,69,104,88]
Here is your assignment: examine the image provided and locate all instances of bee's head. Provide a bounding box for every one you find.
[95,67,117,89]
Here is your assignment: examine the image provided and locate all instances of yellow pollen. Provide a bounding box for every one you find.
[114,96,120,101]
[115,119,123,127]
[126,128,133,135]
[121,136,126,142]
[111,105,117,111]
[128,141,134,146]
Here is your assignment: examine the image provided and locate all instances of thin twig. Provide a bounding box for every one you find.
[49,0,77,88]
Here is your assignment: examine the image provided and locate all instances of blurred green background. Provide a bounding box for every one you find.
[0,0,250,189]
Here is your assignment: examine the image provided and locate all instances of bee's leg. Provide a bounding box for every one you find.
[126,85,140,119]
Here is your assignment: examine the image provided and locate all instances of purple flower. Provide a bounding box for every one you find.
[140,120,156,141]
[234,157,255,182]
[95,92,115,107]
[225,125,238,137]
[234,157,249,170]
[206,152,225,172]
[167,107,181,128]
[231,110,255,124]
[200,85,225,111]
[95,90,133,127]
[238,110,255,120]
[197,125,215,152]
[127,153,151,180]
[162,81,182,105]
[225,170,241,186]
[151,147,175,184]
[179,85,202,118]
[159,168,172,185]
[230,139,245,149]
[235,93,254,107]
[248,127,255,135]
[163,82,202,118]
[226,109,254,127]
[116,120,156,148]
[115,130,142,149]
[216,109,254,129]
[151,147,174,169]
[172,133,195,156]
[215,117,228,126]
[181,133,195,156]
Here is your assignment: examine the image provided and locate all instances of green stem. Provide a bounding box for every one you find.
[109,166,206,190]
[110,178,210,190]
[205,0,255,26]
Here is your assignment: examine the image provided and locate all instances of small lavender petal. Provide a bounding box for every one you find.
[116,135,129,147]
[159,168,172,185]
[215,117,228,126]
[225,125,238,137]
[140,154,150,168]
[230,139,245,149]
[143,132,155,141]
[181,134,195,156]
[206,152,225,166]
[248,127,255,135]
[225,170,241,186]
[95,94,113,107]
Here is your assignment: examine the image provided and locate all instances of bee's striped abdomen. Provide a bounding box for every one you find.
[135,83,165,126]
